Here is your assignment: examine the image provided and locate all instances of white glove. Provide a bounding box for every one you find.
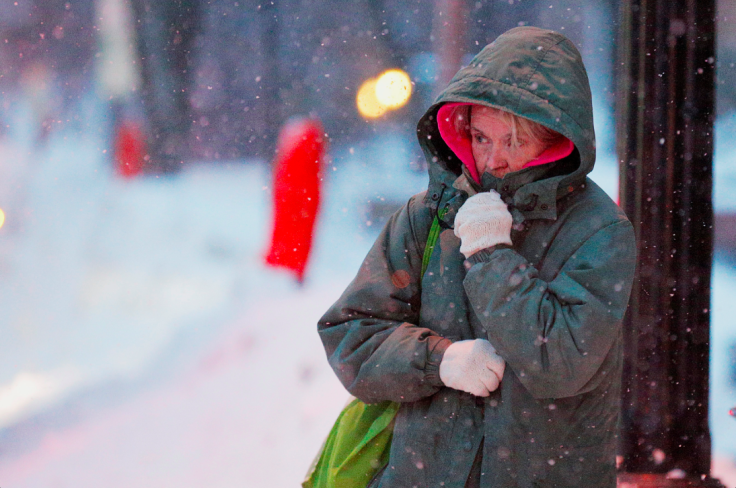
[454,190,512,258]
[439,339,506,397]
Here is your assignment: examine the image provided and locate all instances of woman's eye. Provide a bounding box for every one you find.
[473,134,487,144]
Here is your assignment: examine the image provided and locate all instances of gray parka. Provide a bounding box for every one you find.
[318,27,637,488]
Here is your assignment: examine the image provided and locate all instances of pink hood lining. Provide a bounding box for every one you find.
[436,102,575,184]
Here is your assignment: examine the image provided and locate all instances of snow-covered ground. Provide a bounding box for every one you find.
[715,111,736,213]
[0,97,735,486]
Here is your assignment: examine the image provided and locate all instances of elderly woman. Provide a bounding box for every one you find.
[318,27,636,488]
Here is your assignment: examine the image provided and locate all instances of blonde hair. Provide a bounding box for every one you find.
[447,104,564,150]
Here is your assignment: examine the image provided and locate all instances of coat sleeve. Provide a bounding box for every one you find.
[318,195,452,404]
[463,219,636,399]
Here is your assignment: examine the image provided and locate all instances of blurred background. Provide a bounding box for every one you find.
[0,0,734,486]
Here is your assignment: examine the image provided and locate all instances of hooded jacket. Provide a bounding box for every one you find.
[318,27,636,488]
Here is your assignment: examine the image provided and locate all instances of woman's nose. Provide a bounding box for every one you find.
[487,147,507,170]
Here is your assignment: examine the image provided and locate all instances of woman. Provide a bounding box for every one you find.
[318,26,636,488]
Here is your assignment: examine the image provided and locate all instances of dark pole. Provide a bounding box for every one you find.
[616,0,722,486]
[261,0,281,160]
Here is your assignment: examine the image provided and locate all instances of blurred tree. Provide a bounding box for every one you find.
[432,0,467,91]
[130,0,201,173]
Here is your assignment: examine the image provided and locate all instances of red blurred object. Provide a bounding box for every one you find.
[114,122,146,178]
[264,118,326,283]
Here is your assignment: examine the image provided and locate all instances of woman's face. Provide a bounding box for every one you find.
[470,106,548,178]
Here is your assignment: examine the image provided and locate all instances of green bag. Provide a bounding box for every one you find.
[302,399,400,488]
[302,212,445,488]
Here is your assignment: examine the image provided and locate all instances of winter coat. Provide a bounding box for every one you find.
[318,26,637,488]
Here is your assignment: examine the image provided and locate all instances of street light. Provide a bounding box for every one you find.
[375,69,412,109]
[356,78,386,119]
[356,69,412,119]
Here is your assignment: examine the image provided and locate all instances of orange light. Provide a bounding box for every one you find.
[375,69,412,109]
[0,208,5,230]
[356,78,387,119]
[357,69,413,120]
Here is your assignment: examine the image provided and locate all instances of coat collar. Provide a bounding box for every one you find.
[426,155,586,230]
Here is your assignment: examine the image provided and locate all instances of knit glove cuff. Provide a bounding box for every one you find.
[454,191,513,258]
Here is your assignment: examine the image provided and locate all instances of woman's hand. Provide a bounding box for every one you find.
[439,339,506,397]
[454,190,512,258]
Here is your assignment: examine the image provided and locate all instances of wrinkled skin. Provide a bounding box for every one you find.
[470,106,548,178]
